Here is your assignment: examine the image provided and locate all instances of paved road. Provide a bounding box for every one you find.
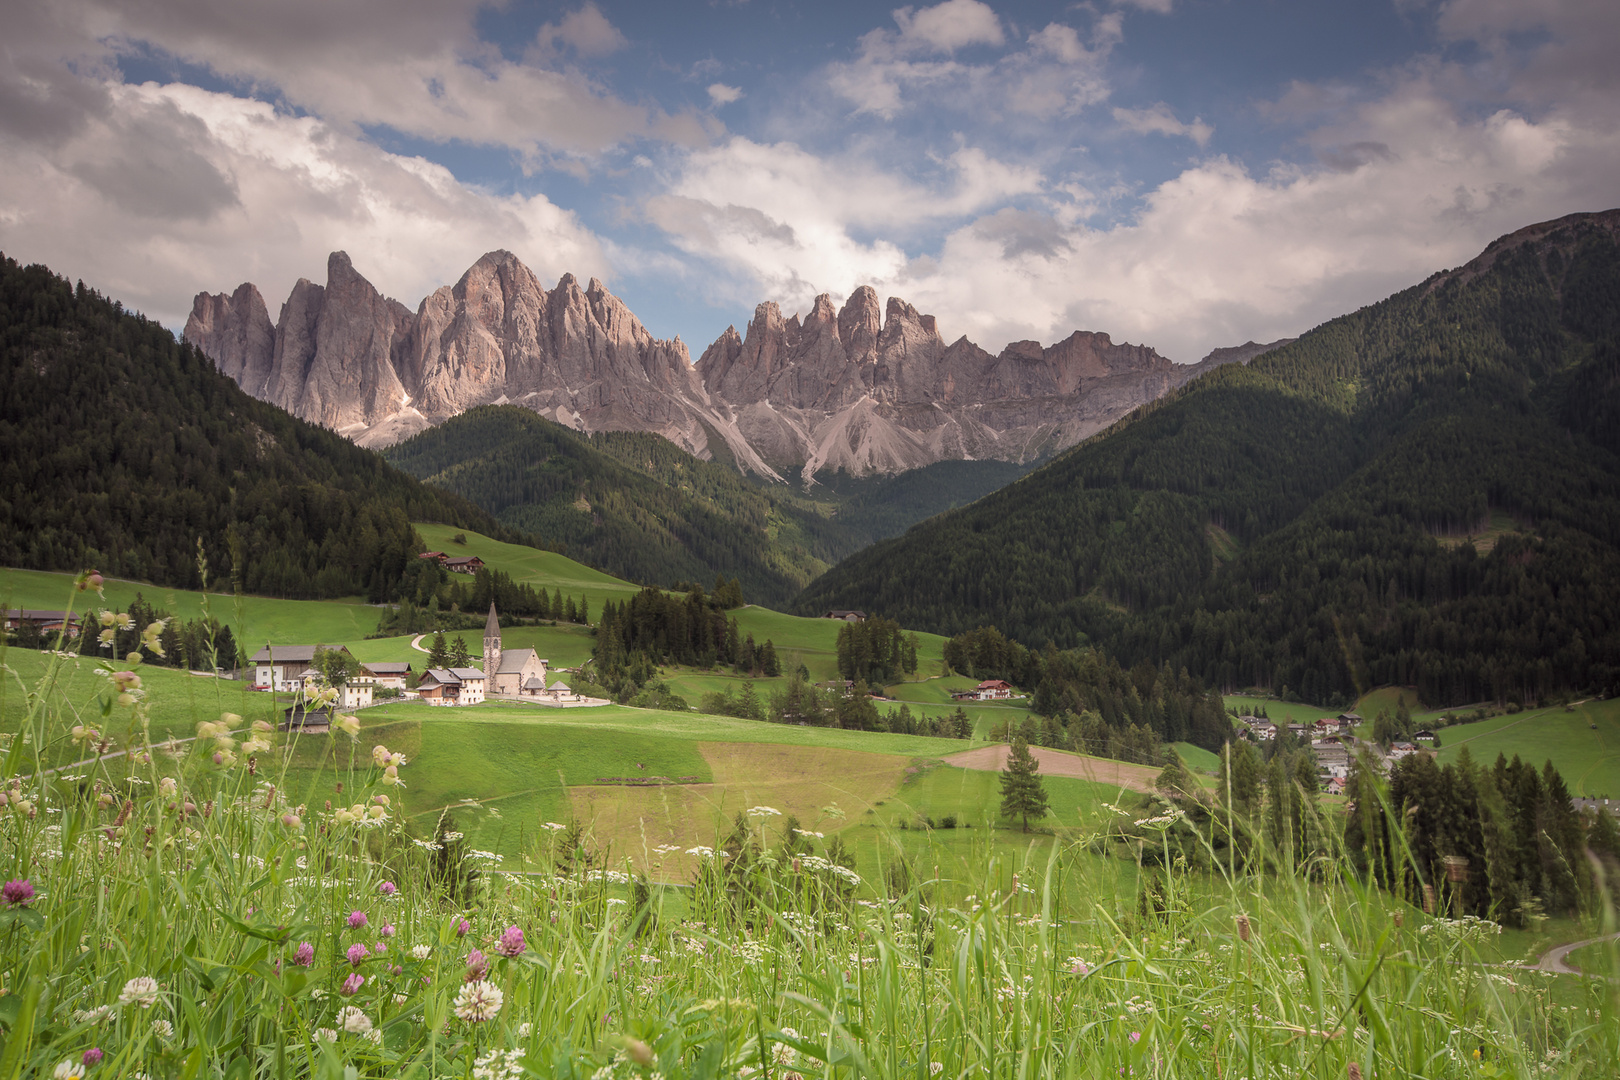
[409,634,429,654]
[1532,931,1620,974]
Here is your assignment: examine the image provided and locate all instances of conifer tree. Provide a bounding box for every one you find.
[428,630,449,669]
[448,635,470,668]
[999,736,1049,832]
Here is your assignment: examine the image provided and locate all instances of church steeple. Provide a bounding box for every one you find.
[483,603,501,675]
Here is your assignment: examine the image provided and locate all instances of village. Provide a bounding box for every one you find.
[248,601,607,725]
[1233,711,1443,795]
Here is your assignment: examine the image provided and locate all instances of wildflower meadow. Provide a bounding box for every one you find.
[1,574,1616,1078]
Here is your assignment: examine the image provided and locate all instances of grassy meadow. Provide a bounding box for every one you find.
[3,643,1617,1079]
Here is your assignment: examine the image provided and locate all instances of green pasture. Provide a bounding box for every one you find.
[884,763,1129,831]
[1436,697,1620,797]
[414,523,639,611]
[1561,937,1620,976]
[0,567,386,652]
[1172,741,1221,773]
[0,646,276,761]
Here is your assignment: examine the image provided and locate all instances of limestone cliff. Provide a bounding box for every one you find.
[186,251,1229,481]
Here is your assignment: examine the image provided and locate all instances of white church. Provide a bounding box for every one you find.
[483,603,549,697]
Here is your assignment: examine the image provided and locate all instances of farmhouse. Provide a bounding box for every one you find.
[366,661,413,690]
[823,610,867,622]
[444,555,485,574]
[253,645,324,691]
[1413,729,1439,745]
[482,604,547,697]
[415,667,486,706]
[4,609,80,634]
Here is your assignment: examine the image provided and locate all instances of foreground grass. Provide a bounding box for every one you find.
[4,622,1619,1080]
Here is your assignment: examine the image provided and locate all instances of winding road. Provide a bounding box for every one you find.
[1531,932,1620,975]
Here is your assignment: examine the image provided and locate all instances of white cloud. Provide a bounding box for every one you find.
[892,0,1004,54]
[0,81,611,328]
[828,9,1117,120]
[1113,103,1212,146]
[708,83,743,105]
[643,136,1042,309]
[647,67,1620,360]
[533,3,629,60]
[47,0,707,162]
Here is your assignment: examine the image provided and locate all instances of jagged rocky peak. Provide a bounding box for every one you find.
[184,249,698,451]
[184,254,1203,480]
[185,281,274,395]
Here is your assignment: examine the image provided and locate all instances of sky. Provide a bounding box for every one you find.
[2,0,1617,363]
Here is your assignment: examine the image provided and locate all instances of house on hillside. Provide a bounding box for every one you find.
[1337,712,1363,732]
[823,610,867,622]
[975,679,1015,700]
[482,604,547,696]
[1389,741,1419,760]
[1248,719,1277,741]
[418,551,445,562]
[4,609,81,635]
[1326,776,1346,796]
[1413,729,1439,745]
[366,662,413,690]
[444,556,485,574]
[1313,718,1339,737]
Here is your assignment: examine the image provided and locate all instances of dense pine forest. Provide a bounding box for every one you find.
[797,211,1620,707]
[384,407,1039,608]
[0,255,511,601]
[384,406,855,606]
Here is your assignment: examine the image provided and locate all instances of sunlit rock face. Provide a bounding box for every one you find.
[188,252,1257,480]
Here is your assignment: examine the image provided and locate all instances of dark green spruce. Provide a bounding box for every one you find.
[0,254,510,601]
[796,211,1620,707]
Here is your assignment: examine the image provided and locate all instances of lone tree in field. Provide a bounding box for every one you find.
[1000,736,1049,832]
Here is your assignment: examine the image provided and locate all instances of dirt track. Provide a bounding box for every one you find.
[942,745,1160,793]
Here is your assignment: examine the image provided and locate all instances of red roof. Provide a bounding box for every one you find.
[977,679,1012,690]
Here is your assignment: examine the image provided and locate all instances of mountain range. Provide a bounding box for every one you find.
[185,252,1281,482]
[796,209,1620,707]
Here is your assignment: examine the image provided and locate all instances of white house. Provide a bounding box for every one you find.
[252,646,323,691]
[366,662,413,690]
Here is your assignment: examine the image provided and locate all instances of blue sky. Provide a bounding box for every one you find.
[3,0,1617,361]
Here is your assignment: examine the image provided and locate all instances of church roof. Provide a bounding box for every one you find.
[485,603,500,637]
[496,648,541,674]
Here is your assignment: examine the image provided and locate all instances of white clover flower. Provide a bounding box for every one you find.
[518,1022,534,1037]
[71,1005,114,1024]
[411,944,432,960]
[118,976,161,1008]
[454,980,504,1023]
[151,1018,174,1038]
[312,1027,338,1044]
[336,1006,373,1035]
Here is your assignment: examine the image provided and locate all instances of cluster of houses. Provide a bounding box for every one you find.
[952,679,1020,701]
[251,604,589,717]
[1238,711,1442,794]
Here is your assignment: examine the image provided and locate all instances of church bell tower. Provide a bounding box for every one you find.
[483,602,502,678]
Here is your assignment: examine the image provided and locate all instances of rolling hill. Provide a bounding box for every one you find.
[796,210,1620,708]
[0,253,510,601]
[384,406,1035,607]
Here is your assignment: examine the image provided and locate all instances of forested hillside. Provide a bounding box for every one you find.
[797,211,1620,707]
[384,406,1037,607]
[0,255,509,600]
